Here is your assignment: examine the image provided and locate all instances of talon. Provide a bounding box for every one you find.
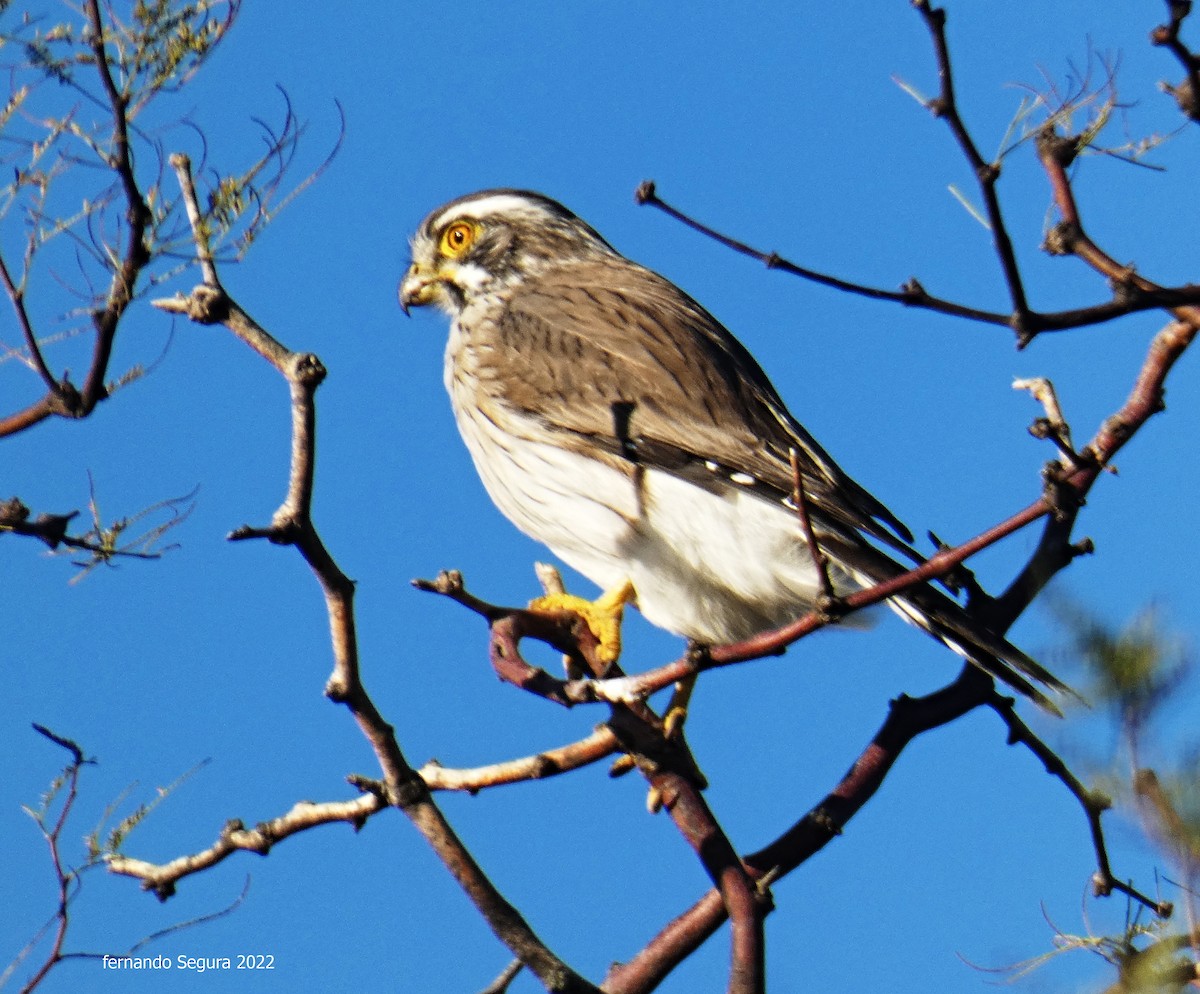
[608,753,636,778]
[662,705,688,740]
[662,674,698,740]
[530,578,636,670]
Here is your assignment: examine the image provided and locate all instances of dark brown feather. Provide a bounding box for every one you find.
[493,257,912,547]
[483,255,1073,708]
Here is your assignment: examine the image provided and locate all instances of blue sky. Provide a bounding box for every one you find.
[4,2,1198,992]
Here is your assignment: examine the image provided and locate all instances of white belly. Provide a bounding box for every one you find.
[453,409,859,643]
[444,316,868,645]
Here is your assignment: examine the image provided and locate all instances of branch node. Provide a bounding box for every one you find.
[925,96,949,118]
[153,284,229,324]
[1036,127,1080,169]
[976,161,1001,184]
[809,804,844,837]
[1040,464,1087,521]
[388,771,431,810]
[47,378,84,418]
[1014,376,1080,465]
[291,352,327,387]
[900,277,927,303]
[634,179,657,205]
[413,569,466,597]
[1042,220,1081,257]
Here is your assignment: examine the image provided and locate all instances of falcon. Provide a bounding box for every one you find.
[399,189,1067,710]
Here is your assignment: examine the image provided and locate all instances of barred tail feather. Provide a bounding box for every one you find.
[826,539,1074,715]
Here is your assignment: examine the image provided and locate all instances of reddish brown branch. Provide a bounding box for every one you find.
[991,698,1171,916]
[613,34,1200,980]
[413,572,765,985]
[412,569,611,705]
[138,156,600,994]
[78,0,152,414]
[635,179,1017,325]
[1152,0,1200,121]
[912,1,1032,338]
[0,395,58,436]
[0,1,155,438]
[611,310,1191,701]
[18,727,93,992]
[986,512,1092,633]
[416,485,1059,714]
[1039,139,1200,330]
[0,251,56,391]
[604,672,994,994]
[412,485,1072,720]
[634,182,1200,344]
[605,662,1168,994]
[788,449,835,605]
[647,768,764,994]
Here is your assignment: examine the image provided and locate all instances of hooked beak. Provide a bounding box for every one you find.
[398,262,437,316]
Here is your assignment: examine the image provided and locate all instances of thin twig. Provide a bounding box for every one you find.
[79,0,152,411]
[988,694,1172,916]
[912,1,1033,340]
[1013,376,1080,465]
[0,251,56,390]
[788,448,836,605]
[142,156,598,994]
[107,795,387,898]
[418,727,620,793]
[1151,0,1200,121]
[633,181,1200,340]
[478,959,523,994]
[1038,132,1200,330]
[13,728,93,993]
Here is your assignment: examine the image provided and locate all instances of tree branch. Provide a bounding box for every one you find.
[106,795,386,899]
[142,153,599,994]
[634,182,1200,342]
[1152,0,1200,121]
[912,0,1033,339]
[78,0,153,413]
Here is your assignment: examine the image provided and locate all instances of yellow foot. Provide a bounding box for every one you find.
[662,674,698,740]
[530,578,636,671]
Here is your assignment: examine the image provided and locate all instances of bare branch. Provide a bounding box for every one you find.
[1013,375,1082,468]
[144,154,599,994]
[1152,0,1200,121]
[107,796,386,899]
[634,181,1200,341]
[418,728,620,793]
[788,448,836,607]
[78,0,153,412]
[911,1,1033,339]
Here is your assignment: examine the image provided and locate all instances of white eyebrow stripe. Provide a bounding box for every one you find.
[432,194,556,229]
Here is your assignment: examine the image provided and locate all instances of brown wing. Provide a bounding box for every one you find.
[491,256,912,546]
[484,255,1072,709]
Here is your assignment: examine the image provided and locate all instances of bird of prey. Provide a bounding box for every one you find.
[399,189,1067,711]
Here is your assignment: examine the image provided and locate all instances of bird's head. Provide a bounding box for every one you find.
[399,189,615,316]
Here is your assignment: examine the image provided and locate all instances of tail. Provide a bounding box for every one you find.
[824,536,1074,715]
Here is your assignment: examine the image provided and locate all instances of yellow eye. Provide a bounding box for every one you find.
[439,221,477,258]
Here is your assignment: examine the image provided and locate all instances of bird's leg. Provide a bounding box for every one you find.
[529,574,637,675]
[661,643,706,740]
